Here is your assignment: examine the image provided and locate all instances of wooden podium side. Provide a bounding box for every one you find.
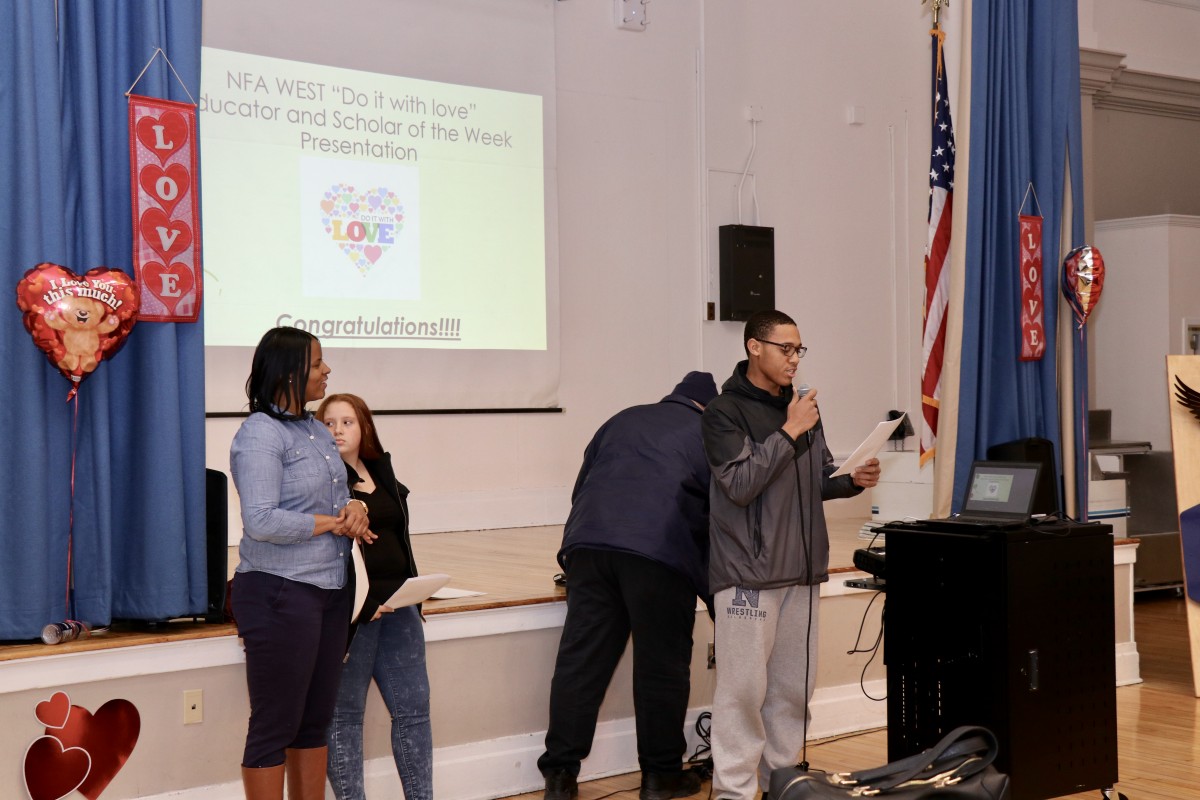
[1166,355,1200,697]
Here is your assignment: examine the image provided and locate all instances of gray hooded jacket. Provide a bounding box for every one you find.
[701,362,862,593]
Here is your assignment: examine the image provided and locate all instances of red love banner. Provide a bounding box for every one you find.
[129,94,201,322]
[1019,214,1045,361]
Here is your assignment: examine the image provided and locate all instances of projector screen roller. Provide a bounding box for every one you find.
[198,0,560,412]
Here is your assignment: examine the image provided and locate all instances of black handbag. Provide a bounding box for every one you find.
[768,726,1010,800]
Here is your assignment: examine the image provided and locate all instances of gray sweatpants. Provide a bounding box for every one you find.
[711,584,820,800]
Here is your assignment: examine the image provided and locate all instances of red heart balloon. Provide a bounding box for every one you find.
[135,110,189,165]
[1061,245,1106,328]
[14,263,140,389]
[141,261,196,316]
[137,163,191,217]
[35,692,72,729]
[23,735,90,800]
[138,208,193,262]
[54,700,141,800]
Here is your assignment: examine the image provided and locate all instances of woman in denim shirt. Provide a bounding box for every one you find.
[230,327,373,800]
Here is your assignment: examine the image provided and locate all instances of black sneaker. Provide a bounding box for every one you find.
[543,769,578,800]
[640,769,703,800]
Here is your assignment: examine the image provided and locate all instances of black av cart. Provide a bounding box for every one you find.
[879,519,1119,800]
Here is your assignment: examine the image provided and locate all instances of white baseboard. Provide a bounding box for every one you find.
[135,682,888,800]
[1115,640,1142,686]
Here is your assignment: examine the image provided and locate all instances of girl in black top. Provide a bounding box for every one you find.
[318,393,431,800]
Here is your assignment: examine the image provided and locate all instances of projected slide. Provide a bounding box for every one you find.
[199,48,546,349]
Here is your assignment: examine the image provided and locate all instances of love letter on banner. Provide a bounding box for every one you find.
[129,95,201,322]
[1019,214,1045,361]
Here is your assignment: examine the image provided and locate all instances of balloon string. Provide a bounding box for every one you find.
[67,391,80,617]
[1077,325,1089,522]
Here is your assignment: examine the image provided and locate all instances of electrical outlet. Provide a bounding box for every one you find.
[707,641,716,669]
[744,104,763,122]
[183,689,203,724]
[1187,324,1200,355]
[706,302,716,321]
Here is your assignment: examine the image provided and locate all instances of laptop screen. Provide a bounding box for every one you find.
[962,461,1041,517]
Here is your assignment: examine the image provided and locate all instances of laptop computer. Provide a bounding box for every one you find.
[942,460,1042,528]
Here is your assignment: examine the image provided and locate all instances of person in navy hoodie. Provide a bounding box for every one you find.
[538,372,718,800]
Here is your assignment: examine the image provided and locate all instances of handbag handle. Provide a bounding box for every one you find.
[840,726,999,792]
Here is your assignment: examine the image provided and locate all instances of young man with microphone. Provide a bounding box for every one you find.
[701,310,881,800]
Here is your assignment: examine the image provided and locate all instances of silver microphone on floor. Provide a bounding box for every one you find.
[41,620,91,644]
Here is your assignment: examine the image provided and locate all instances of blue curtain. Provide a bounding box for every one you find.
[954,1,1086,512]
[0,0,206,639]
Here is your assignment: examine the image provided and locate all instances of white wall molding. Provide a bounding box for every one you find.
[134,683,889,800]
[1139,0,1200,11]
[1096,214,1200,230]
[1081,47,1200,121]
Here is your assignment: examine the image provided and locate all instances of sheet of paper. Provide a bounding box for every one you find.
[383,573,453,608]
[351,539,369,622]
[830,414,906,477]
[430,586,486,600]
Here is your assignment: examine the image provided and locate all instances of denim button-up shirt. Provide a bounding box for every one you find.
[231,411,350,589]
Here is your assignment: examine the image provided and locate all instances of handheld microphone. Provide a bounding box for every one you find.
[794,384,820,444]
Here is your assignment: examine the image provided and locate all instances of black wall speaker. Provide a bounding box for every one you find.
[205,468,229,623]
[719,224,775,321]
[985,437,1060,515]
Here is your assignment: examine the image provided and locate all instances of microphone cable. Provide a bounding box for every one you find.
[792,424,817,773]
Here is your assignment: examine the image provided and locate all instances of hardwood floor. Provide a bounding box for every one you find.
[501,591,1200,800]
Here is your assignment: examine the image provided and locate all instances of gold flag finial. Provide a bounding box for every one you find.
[926,0,949,27]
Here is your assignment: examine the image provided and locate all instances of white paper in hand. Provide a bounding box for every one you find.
[830,414,905,477]
[351,539,370,623]
[383,573,452,609]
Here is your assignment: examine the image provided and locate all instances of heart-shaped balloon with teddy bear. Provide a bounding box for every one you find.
[14,263,140,395]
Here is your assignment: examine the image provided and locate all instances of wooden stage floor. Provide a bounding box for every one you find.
[0,518,872,660]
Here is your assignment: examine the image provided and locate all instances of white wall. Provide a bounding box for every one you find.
[1093,216,1200,450]
[1080,0,1200,79]
[205,0,944,536]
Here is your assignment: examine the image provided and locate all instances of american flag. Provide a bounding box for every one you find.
[920,29,955,466]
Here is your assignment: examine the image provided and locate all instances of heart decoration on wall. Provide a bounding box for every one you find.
[320,183,405,275]
[23,693,140,800]
[23,737,90,800]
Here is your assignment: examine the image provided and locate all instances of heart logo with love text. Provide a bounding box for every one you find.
[320,183,405,275]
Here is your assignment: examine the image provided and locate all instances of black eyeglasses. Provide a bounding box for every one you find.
[756,339,807,359]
